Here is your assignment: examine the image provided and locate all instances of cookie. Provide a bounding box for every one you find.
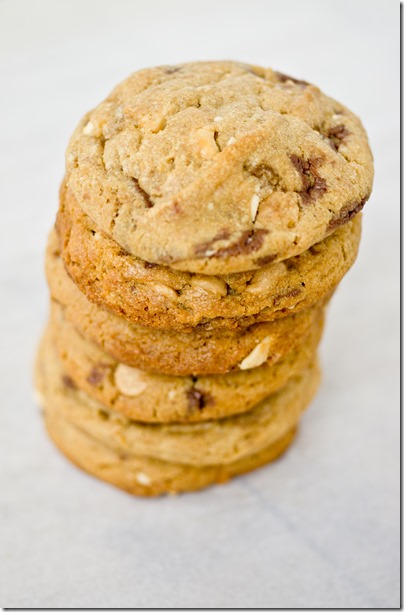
[56,182,361,330]
[43,410,297,496]
[65,61,373,275]
[49,300,324,423]
[47,231,328,375]
[35,330,320,466]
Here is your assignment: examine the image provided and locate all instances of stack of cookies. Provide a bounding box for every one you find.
[35,61,373,496]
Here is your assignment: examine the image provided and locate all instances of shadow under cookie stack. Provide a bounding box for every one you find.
[35,61,373,496]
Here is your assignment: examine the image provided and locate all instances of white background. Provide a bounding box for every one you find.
[0,0,399,608]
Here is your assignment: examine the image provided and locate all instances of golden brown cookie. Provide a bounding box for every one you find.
[47,230,329,375]
[35,330,320,466]
[65,61,373,274]
[43,410,297,496]
[56,183,361,330]
[49,300,324,423]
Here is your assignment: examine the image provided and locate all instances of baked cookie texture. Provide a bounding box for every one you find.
[36,330,320,467]
[56,182,361,330]
[65,61,373,275]
[49,300,324,423]
[44,411,297,496]
[35,60,373,495]
[47,230,328,376]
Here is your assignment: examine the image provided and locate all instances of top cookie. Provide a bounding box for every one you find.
[66,61,373,274]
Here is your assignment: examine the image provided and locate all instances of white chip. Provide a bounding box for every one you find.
[227,137,236,145]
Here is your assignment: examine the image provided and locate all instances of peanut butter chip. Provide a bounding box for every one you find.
[114,364,147,396]
[190,276,227,296]
[239,336,273,370]
[153,283,178,301]
[194,128,219,159]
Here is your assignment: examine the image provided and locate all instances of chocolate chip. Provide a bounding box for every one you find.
[275,71,309,87]
[87,368,105,385]
[290,155,327,203]
[327,197,368,232]
[308,176,327,200]
[326,138,338,152]
[194,229,231,256]
[327,124,350,151]
[309,245,322,256]
[284,288,302,298]
[254,254,277,266]
[196,229,268,259]
[144,261,157,269]
[273,287,302,306]
[217,229,269,258]
[290,155,310,186]
[186,388,213,412]
[62,375,76,390]
[328,124,350,140]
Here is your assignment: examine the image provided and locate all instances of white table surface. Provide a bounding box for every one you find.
[0,0,399,608]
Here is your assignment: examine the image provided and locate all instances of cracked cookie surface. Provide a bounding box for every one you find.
[56,183,361,330]
[65,60,373,274]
